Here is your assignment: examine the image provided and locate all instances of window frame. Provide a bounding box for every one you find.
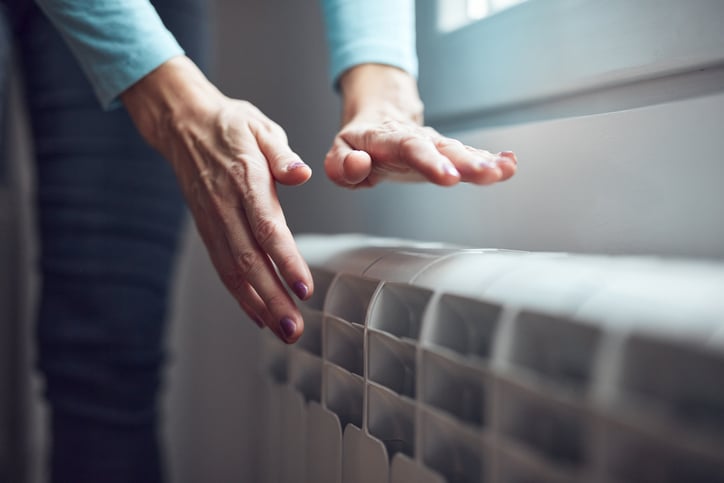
[416,0,724,127]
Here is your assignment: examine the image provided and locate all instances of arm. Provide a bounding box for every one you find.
[33,1,313,343]
[320,0,517,188]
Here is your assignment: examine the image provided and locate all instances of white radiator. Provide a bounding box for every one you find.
[257,234,724,483]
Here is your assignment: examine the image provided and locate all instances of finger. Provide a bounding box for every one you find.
[234,282,306,341]
[254,123,312,186]
[189,199,267,329]
[218,261,273,330]
[219,204,305,344]
[498,150,518,165]
[235,283,273,330]
[173,103,308,342]
[434,137,503,185]
[495,151,518,181]
[226,142,314,302]
[342,125,461,186]
[324,136,373,186]
[343,150,373,185]
[395,136,461,186]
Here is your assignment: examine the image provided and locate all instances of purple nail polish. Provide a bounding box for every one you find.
[254,318,264,329]
[280,317,296,340]
[286,160,307,171]
[292,281,309,300]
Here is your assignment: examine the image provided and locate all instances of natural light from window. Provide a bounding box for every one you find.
[438,0,528,32]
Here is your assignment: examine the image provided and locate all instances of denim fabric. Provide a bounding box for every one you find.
[2,1,209,481]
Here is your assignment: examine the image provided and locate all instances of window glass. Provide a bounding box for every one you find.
[437,0,528,32]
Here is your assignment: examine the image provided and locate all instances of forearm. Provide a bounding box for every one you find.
[338,64,424,125]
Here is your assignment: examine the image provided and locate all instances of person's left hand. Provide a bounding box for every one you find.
[322,64,517,189]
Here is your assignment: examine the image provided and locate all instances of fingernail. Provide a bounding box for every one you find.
[498,151,518,164]
[442,163,460,177]
[292,281,308,300]
[479,159,497,169]
[280,317,296,340]
[286,160,308,171]
[254,317,264,329]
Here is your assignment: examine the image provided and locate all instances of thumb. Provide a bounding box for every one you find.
[324,136,372,187]
[255,126,312,186]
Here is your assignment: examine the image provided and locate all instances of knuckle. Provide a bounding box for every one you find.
[233,153,266,172]
[275,251,299,276]
[399,135,422,158]
[236,250,260,277]
[228,161,248,183]
[228,157,265,194]
[436,137,463,150]
[254,216,281,247]
[264,292,288,312]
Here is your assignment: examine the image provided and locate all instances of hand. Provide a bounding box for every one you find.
[121,56,312,343]
[324,64,517,188]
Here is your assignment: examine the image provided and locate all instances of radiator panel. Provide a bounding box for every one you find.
[258,235,724,483]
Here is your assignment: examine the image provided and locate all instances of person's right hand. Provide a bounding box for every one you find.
[121,56,312,344]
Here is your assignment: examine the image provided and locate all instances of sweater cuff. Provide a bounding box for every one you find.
[321,0,418,89]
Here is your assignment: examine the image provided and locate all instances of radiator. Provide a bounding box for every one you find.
[257,234,724,483]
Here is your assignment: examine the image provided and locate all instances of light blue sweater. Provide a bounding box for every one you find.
[34,0,418,109]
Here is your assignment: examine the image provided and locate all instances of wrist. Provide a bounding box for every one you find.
[339,64,424,125]
[121,56,224,149]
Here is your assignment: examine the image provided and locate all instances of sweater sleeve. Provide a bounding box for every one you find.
[320,0,418,88]
[34,0,184,109]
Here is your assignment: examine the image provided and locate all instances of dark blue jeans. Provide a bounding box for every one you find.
[1,1,209,481]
